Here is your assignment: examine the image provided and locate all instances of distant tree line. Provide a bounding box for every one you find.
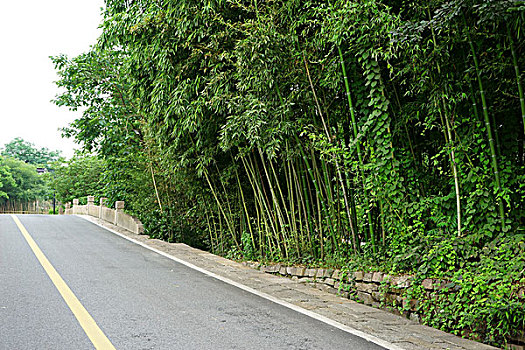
[0,138,60,206]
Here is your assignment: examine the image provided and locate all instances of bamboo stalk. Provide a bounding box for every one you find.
[242,154,281,256]
[149,162,163,212]
[235,166,255,255]
[467,28,505,230]
[446,114,462,237]
[241,155,267,255]
[214,163,237,234]
[303,54,358,252]
[202,169,240,249]
[301,150,324,258]
[292,158,311,252]
[508,25,525,136]
[204,203,216,252]
[284,153,301,257]
[218,210,224,255]
[243,155,268,257]
[258,148,289,259]
[299,157,316,256]
[319,157,340,250]
[310,151,324,256]
[428,11,462,237]
[338,46,375,253]
[468,78,481,121]
[268,153,294,237]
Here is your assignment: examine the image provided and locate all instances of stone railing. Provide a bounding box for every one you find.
[64,196,144,234]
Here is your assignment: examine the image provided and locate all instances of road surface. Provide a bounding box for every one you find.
[0,214,386,349]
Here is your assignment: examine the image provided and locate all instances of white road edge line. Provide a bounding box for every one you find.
[78,215,405,350]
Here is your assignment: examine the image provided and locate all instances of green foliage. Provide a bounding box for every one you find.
[241,230,256,261]
[0,138,59,209]
[52,1,524,346]
[0,156,47,204]
[0,159,16,200]
[51,51,141,158]
[408,234,525,346]
[1,137,61,166]
[50,155,105,204]
[142,206,208,249]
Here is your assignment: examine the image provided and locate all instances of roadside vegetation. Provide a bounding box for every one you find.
[0,138,60,211]
[51,0,524,347]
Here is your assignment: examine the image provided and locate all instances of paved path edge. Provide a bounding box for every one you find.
[76,214,498,350]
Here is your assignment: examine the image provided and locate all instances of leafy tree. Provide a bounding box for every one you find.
[1,137,61,166]
[50,155,105,204]
[0,156,47,204]
[0,158,16,200]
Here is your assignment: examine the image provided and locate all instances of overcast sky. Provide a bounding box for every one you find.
[0,1,105,159]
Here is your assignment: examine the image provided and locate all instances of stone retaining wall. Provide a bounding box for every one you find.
[249,263,525,347]
[240,263,452,323]
[64,196,144,235]
[248,262,413,310]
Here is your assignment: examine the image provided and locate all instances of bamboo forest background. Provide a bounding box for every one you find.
[52,0,524,345]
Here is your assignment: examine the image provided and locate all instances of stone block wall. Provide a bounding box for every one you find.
[240,262,440,323]
[248,262,525,346]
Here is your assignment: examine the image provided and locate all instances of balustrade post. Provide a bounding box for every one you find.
[99,197,107,219]
[114,201,124,225]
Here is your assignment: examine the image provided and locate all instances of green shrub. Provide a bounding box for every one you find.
[409,234,525,347]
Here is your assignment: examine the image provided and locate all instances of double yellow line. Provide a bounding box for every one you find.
[11,215,116,350]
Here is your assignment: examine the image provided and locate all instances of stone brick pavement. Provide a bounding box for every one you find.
[79,215,497,350]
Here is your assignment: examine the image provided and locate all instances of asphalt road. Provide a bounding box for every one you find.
[0,215,386,350]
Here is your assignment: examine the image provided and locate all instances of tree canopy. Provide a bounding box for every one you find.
[1,137,61,167]
[0,138,59,208]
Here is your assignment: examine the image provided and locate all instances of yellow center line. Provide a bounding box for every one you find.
[11,215,116,350]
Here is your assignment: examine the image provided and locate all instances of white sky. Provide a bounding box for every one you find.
[0,1,105,159]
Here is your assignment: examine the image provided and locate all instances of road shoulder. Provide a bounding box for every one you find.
[77,214,497,350]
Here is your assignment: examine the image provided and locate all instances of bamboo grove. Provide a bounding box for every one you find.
[53,0,524,265]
